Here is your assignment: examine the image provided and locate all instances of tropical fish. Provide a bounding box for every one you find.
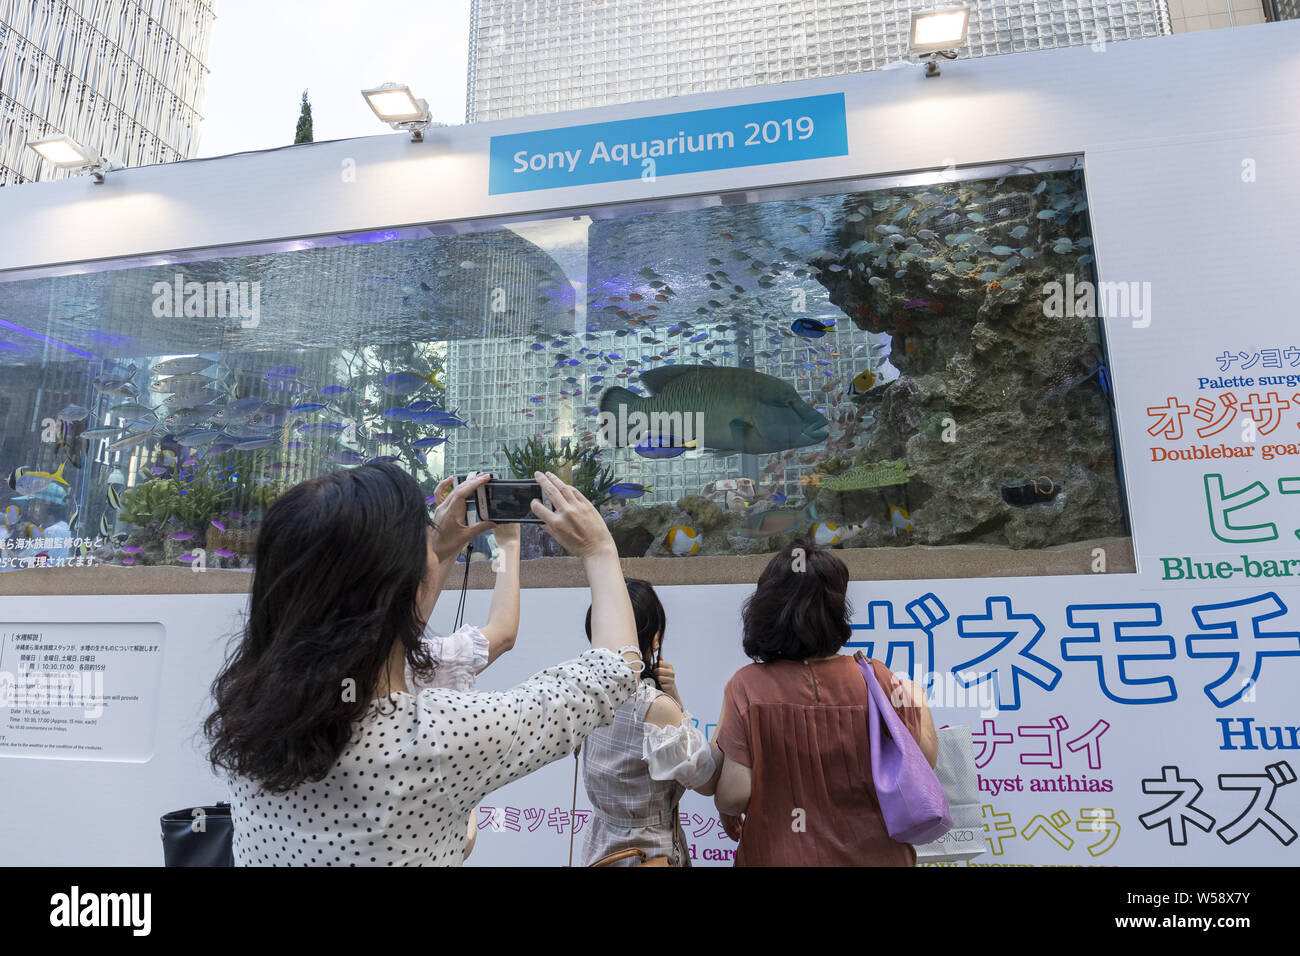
[598,366,828,457]
[328,450,366,465]
[320,385,350,396]
[234,437,278,451]
[737,501,819,538]
[3,504,18,526]
[890,506,913,535]
[151,355,216,375]
[106,429,154,454]
[211,520,226,533]
[106,485,124,510]
[93,376,139,398]
[81,426,124,440]
[151,372,226,393]
[381,370,442,394]
[410,436,448,450]
[790,318,832,338]
[1020,355,1109,415]
[99,513,113,536]
[812,521,841,546]
[609,483,652,499]
[290,402,328,412]
[56,404,91,423]
[422,411,468,428]
[850,369,877,394]
[663,526,700,555]
[122,545,142,554]
[633,436,693,459]
[8,462,70,494]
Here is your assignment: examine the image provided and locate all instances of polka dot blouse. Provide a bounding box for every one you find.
[229,648,639,866]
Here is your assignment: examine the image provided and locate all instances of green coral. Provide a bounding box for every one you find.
[119,478,181,528]
[919,411,955,439]
[503,437,618,507]
[820,458,916,492]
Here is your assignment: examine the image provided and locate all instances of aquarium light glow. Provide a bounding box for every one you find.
[0,318,95,359]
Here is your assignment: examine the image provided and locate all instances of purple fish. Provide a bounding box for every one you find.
[122,545,143,554]
[214,548,235,557]
[178,554,197,563]
[904,299,932,309]
[171,532,195,541]
[211,520,226,533]
[228,511,244,521]
[123,556,135,565]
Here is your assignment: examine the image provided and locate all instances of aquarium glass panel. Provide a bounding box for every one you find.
[0,156,1131,584]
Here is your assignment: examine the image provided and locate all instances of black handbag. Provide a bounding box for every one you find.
[160,803,235,866]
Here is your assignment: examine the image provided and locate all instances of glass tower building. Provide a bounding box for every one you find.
[0,0,216,186]
[466,0,1171,123]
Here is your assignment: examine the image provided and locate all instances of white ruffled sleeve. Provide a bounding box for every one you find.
[406,623,490,694]
[642,711,717,790]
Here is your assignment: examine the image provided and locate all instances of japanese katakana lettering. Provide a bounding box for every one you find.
[1147,397,1191,440]
[1064,719,1111,770]
[982,804,1018,855]
[1193,393,1239,438]
[1186,592,1300,707]
[1240,392,1290,434]
[1217,761,1297,846]
[1076,808,1120,855]
[1023,810,1074,850]
[1061,603,1177,704]
[953,596,1061,710]
[1018,715,1070,769]
[1203,473,1277,544]
[1139,766,1216,846]
[971,718,1016,769]
[847,592,948,688]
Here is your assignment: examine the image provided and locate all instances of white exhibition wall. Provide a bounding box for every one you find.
[1,22,1299,865]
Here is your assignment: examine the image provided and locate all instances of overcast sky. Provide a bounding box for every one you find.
[197,0,472,158]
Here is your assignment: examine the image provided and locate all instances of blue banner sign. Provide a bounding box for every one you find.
[488,93,849,195]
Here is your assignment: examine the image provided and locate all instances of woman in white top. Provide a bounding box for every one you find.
[581,580,724,866]
[405,475,524,858]
[205,466,643,866]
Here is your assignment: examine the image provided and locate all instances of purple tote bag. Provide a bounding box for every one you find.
[856,655,953,845]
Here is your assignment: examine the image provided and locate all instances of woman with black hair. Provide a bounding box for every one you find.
[580,580,721,866]
[205,466,643,866]
[713,540,938,866]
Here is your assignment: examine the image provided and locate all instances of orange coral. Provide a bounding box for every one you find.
[987,280,1002,292]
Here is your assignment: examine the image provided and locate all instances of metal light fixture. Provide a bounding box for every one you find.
[361,83,434,141]
[909,8,971,77]
[27,133,119,183]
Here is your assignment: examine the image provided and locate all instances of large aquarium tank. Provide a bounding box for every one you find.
[0,157,1131,588]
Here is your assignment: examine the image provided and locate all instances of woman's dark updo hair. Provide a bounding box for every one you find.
[205,462,437,793]
[741,539,852,662]
[586,578,665,688]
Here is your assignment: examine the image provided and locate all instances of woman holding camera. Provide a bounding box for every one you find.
[713,540,938,866]
[206,467,643,866]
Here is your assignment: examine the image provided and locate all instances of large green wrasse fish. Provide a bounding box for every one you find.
[598,365,829,456]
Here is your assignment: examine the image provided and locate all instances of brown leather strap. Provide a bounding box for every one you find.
[590,847,649,867]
